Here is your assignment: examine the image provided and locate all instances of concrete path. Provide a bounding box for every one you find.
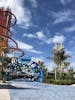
[0,80,75,100]
[0,89,10,100]
[0,83,10,100]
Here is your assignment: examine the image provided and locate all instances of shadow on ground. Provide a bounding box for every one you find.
[0,84,37,90]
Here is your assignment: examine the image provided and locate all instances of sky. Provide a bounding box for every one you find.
[0,0,75,71]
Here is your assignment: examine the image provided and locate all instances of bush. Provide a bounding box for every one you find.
[43,79,75,85]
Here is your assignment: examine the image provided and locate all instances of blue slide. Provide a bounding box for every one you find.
[32,63,43,83]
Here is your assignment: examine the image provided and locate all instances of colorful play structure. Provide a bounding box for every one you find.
[6,57,43,82]
[0,7,43,83]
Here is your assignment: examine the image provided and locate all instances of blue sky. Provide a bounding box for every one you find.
[0,0,75,71]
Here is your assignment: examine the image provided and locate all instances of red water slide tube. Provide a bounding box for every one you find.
[0,8,24,57]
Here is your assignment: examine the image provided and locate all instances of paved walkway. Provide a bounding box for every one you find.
[0,80,75,100]
[0,89,10,100]
[0,83,10,100]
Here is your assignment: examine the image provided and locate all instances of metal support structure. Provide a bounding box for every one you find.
[0,8,24,58]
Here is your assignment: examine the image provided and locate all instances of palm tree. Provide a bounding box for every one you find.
[63,61,70,72]
[53,48,70,79]
[68,68,74,80]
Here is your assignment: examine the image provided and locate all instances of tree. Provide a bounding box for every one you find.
[68,68,74,80]
[63,61,70,71]
[0,56,11,82]
[53,47,70,79]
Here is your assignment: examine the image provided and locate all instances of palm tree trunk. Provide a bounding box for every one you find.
[59,63,62,79]
[55,67,57,80]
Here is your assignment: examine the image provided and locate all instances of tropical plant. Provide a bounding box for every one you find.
[53,47,70,79]
[0,56,11,82]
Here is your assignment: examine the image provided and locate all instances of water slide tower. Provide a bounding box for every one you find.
[0,7,24,58]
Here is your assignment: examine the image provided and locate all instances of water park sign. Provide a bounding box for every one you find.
[21,58,31,62]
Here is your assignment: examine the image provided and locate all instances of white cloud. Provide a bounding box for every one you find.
[16,40,33,50]
[16,40,42,54]
[46,38,52,44]
[29,49,42,54]
[0,0,32,28]
[31,57,44,63]
[70,62,75,71]
[60,0,72,5]
[23,32,65,44]
[36,31,46,40]
[65,49,72,55]
[52,35,65,43]
[47,62,56,72]
[29,0,37,8]
[23,31,47,41]
[23,32,46,40]
[23,31,51,44]
[23,33,35,38]
[65,24,75,32]
[51,10,74,24]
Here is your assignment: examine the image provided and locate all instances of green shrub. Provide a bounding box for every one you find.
[43,79,75,85]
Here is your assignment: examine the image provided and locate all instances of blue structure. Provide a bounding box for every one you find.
[37,69,43,83]
[6,57,43,82]
[32,62,43,83]
[21,58,31,64]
